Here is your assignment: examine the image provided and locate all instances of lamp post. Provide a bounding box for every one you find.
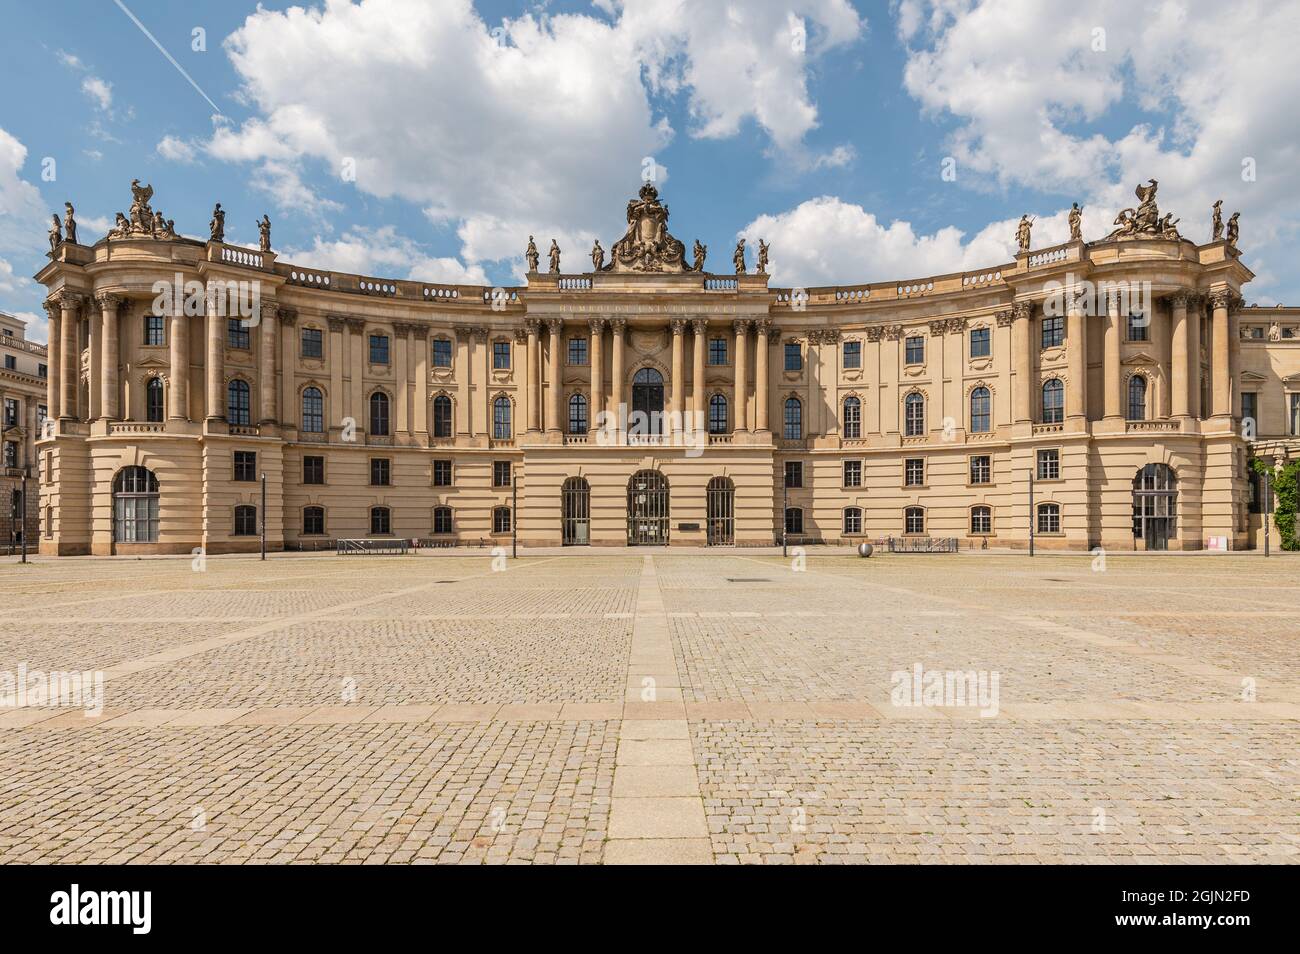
[260,471,267,561]
[1028,450,1036,557]
[512,474,518,559]
[781,476,788,558]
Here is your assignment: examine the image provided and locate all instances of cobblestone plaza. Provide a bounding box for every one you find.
[0,549,1296,865]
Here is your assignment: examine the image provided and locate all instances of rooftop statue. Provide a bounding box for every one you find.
[105,180,179,241]
[1015,214,1032,252]
[591,239,604,272]
[48,214,61,253]
[1105,178,1179,241]
[691,239,707,272]
[548,239,561,274]
[605,182,688,272]
[64,202,77,245]
[733,238,746,274]
[1211,200,1223,241]
[756,239,769,275]
[525,236,539,273]
[1226,211,1240,248]
[210,203,225,243]
[1068,202,1082,241]
[257,214,272,252]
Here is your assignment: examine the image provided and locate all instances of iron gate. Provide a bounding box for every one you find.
[627,470,669,545]
[706,476,734,546]
[562,476,590,545]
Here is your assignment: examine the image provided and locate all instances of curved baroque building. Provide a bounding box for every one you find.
[34,181,1293,555]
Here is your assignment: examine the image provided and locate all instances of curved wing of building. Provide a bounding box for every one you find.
[33,179,1290,555]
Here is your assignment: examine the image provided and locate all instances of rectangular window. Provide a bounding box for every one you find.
[843,508,862,535]
[904,336,924,365]
[969,455,991,485]
[228,318,250,349]
[842,340,861,369]
[1041,316,1064,349]
[784,508,803,535]
[2,398,17,428]
[432,459,452,487]
[371,508,391,535]
[493,507,512,534]
[432,339,453,368]
[38,363,48,378]
[369,334,389,365]
[370,458,391,486]
[568,337,588,366]
[970,327,990,358]
[493,340,511,370]
[784,342,802,372]
[303,508,325,536]
[493,460,512,488]
[843,459,862,488]
[1127,313,1149,342]
[1036,448,1060,481]
[1290,394,1300,436]
[233,506,258,536]
[144,315,165,346]
[1037,504,1061,534]
[784,460,803,489]
[2,355,14,371]
[905,508,925,534]
[301,328,323,358]
[2,442,15,469]
[1241,392,1257,430]
[233,451,257,482]
[708,337,728,366]
[904,457,925,487]
[303,456,325,485]
[433,508,453,534]
[970,507,992,535]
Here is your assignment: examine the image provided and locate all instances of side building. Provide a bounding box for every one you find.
[1,312,47,550]
[33,180,1292,555]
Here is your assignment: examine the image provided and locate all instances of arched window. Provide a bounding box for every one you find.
[970,505,992,535]
[843,506,863,535]
[709,394,728,434]
[1036,502,1061,534]
[432,395,453,438]
[843,396,861,439]
[302,506,325,535]
[301,387,323,433]
[432,506,453,535]
[233,504,258,536]
[369,392,390,436]
[493,396,512,440]
[112,466,159,543]
[970,387,990,433]
[1127,375,1148,421]
[1133,463,1177,549]
[568,393,588,435]
[1041,378,1064,424]
[227,380,251,426]
[904,506,925,534]
[370,506,391,535]
[904,393,925,437]
[145,377,165,422]
[783,397,802,440]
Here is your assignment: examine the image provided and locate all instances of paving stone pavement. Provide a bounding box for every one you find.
[0,550,1296,864]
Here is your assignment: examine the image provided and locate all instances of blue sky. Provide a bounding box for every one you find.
[2,0,1298,344]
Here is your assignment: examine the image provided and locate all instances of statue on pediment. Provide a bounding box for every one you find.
[548,239,561,274]
[1068,202,1082,241]
[1015,214,1032,252]
[1226,211,1240,248]
[210,203,225,243]
[1105,178,1179,242]
[605,182,688,272]
[591,239,604,272]
[1211,200,1223,241]
[64,202,77,244]
[733,238,746,274]
[1158,213,1181,240]
[108,212,130,238]
[756,239,769,275]
[106,180,179,241]
[691,239,706,272]
[257,214,272,252]
[525,235,539,273]
[48,214,62,253]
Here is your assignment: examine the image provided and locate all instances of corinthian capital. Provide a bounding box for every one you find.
[95,292,125,311]
[1208,290,1234,311]
[589,316,608,334]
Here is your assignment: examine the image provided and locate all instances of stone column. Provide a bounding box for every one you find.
[1210,290,1231,417]
[1103,294,1122,419]
[58,292,82,421]
[669,318,685,435]
[278,308,298,432]
[1009,308,1031,423]
[346,317,365,430]
[205,297,226,422]
[86,301,102,421]
[393,323,411,437]
[545,318,562,434]
[1228,296,1242,418]
[478,327,492,438]
[169,308,189,421]
[1188,295,1202,418]
[733,319,749,432]
[413,326,429,440]
[454,325,473,436]
[43,301,60,422]
[96,294,122,421]
[610,318,626,439]
[327,317,345,432]
[525,319,541,433]
[258,304,278,424]
[754,319,771,433]
[1065,291,1087,420]
[1169,292,1190,418]
[589,317,605,435]
[691,318,707,427]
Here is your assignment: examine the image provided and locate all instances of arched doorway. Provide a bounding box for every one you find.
[112,466,160,544]
[1132,463,1177,550]
[561,476,591,546]
[630,367,664,437]
[706,476,734,546]
[627,470,669,545]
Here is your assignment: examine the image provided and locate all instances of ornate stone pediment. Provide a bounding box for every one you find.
[604,183,690,273]
[1122,351,1159,366]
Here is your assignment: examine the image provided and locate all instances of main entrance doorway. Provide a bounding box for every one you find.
[627,470,669,545]
[1132,463,1177,550]
[561,476,590,545]
[706,476,734,545]
[631,367,664,436]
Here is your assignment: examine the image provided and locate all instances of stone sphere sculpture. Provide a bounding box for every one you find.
[857,542,874,558]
